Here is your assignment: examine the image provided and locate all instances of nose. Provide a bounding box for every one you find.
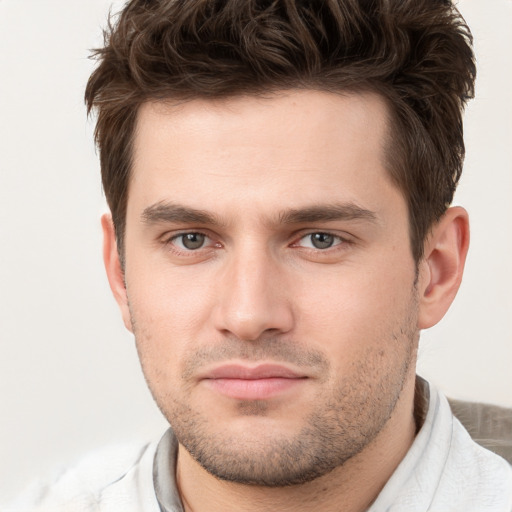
[212,246,294,341]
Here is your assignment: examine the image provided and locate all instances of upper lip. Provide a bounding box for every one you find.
[201,363,306,380]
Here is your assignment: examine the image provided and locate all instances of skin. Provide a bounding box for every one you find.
[103,90,469,512]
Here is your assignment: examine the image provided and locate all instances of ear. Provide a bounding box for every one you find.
[417,206,470,329]
[101,213,133,333]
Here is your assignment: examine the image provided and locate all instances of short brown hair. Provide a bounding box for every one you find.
[85,0,475,263]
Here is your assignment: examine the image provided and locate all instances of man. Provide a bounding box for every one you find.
[11,0,512,510]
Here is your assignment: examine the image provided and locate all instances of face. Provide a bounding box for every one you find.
[115,90,421,485]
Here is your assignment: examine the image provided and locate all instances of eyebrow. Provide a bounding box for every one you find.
[141,201,378,228]
[141,202,223,226]
[278,204,378,225]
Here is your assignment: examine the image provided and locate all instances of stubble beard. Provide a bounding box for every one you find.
[132,303,418,487]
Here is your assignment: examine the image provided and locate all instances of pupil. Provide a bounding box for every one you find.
[182,233,205,250]
[311,233,334,249]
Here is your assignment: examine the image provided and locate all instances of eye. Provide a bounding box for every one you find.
[171,232,209,250]
[297,232,342,249]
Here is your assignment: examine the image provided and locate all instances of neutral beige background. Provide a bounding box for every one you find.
[1,0,511,502]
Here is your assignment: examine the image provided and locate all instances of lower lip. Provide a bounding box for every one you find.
[204,377,304,400]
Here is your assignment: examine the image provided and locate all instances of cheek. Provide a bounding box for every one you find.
[127,262,215,328]
[294,260,417,355]
[125,265,218,383]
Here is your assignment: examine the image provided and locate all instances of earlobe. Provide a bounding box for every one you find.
[417,206,470,329]
[101,213,133,333]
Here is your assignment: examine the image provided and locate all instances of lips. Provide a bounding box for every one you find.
[200,364,307,400]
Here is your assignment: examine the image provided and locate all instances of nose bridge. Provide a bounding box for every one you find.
[214,240,293,340]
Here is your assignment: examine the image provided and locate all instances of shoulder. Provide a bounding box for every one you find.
[432,391,512,510]
[371,380,512,511]
[448,397,512,464]
[6,441,160,512]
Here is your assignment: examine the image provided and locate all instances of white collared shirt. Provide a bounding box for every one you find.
[8,381,512,511]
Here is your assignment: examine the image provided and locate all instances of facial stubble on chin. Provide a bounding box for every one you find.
[131,305,418,488]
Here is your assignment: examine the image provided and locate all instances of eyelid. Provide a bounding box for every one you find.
[162,229,221,252]
[159,228,354,256]
[291,230,351,248]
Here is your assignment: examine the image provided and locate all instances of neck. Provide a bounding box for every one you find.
[175,376,417,512]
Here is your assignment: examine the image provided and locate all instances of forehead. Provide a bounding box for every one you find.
[129,90,399,222]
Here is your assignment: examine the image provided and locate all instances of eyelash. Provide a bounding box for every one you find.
[160,230,353,263]
[164,231,218,253]
[293,232,347,250]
